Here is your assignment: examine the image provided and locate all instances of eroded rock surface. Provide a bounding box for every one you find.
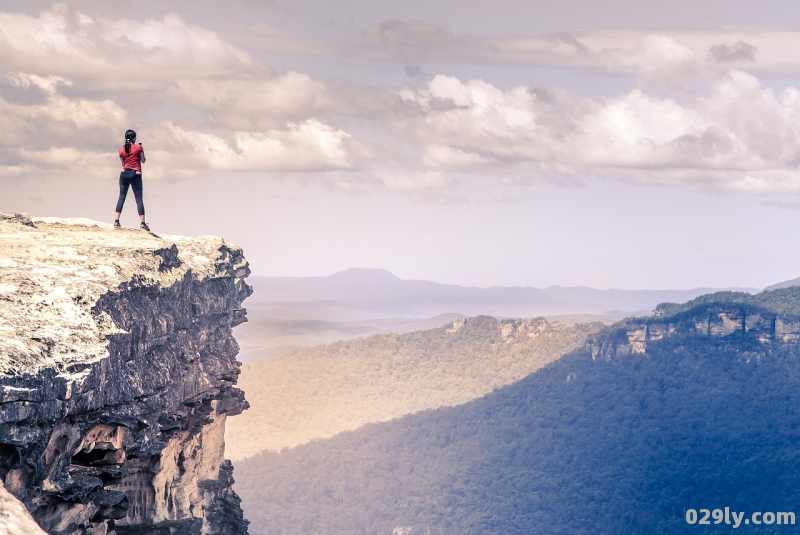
[0,483,48,534]
[589,301,800,361]
[0,213,251,535]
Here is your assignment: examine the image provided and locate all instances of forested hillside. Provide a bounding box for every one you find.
[226,316,599,460]
[235,288,800,535]
[234,313,463,361]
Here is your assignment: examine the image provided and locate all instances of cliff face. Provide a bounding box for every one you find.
[0,213,251,535]
[589,301,800,361]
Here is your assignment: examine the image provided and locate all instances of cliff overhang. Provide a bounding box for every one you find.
[0,213,251,535]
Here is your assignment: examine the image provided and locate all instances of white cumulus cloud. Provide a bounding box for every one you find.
[0,5,368,181]
[387,72,800,193]
[0,4,263,86]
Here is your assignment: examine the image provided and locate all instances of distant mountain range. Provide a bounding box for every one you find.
[765,276,800,291]
[246,267,760,320]
[235,268,766,361]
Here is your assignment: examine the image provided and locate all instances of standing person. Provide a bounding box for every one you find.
[114,129,150,231]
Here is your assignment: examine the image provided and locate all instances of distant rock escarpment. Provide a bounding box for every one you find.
[0,213,251,535]
[588,289,800,361]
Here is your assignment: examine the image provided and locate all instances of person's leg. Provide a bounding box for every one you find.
[131,174,149,230]
[115,172,131,219]
[131,174,145,219]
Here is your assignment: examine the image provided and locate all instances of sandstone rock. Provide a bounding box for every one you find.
[775,318,800,342]
[0,214,251,534]
[745,313,773,343]
[497,318,564,343]
[625,325,647,354]
[447,317,467,332]
[709,310,744,336]
[588,303,800,360]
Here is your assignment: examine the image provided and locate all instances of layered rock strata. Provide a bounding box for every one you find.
[590,302,800,361]
[0,213,251,535]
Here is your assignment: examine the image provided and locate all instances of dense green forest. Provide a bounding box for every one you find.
[227,316,599,460]
[235,290,800,534]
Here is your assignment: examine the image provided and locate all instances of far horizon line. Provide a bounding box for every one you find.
[247,267,769,293]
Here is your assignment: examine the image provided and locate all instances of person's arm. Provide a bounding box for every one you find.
[139,144,146,164]
[120,154,125,169]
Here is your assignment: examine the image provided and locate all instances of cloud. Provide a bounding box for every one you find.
[0,69,364,180]
[165,72,329,129]
[159,74,400,129]
[371,170,468,203]
[548,33,590,57]
[362,19,493,77]
[0,5,264,87]
[0,72,128,175]
[162,120,360,173]
[224,22,332,56]
[391,76,556,168]
[374,170,457,192]
[362,19,458,63]
[359,22,800,83]
[626,34,699,87]
[362,20,456,79]
[0,6,373,181]
[710,41,757,63]
[322,175,371,195]
[386,72,800,194]
[5,6,800,199]
[421,145,498,170]
[203,17,796,84]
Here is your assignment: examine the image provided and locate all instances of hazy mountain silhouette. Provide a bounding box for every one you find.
[235,269,760,360]
[246,268,759,320]
[765,276,800,291]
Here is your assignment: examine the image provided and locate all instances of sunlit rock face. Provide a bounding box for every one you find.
[0,213,251,535]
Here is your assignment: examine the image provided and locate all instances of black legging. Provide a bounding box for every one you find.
[116,170,145,215]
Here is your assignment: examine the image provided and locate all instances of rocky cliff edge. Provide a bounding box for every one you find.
[0,213,251,535]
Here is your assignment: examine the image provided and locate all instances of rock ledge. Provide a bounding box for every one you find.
[0,213,251,535]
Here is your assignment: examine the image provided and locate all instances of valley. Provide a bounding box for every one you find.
[227,315,599,460]
[234,287,800,535]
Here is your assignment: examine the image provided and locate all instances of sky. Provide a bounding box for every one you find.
[3,1,800,289]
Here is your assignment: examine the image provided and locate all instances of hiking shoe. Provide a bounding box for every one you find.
[113,220,121,229]
[140,222,151,232]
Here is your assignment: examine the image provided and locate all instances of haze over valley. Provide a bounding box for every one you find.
[234,285,800,535]
[227,315,599,460]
